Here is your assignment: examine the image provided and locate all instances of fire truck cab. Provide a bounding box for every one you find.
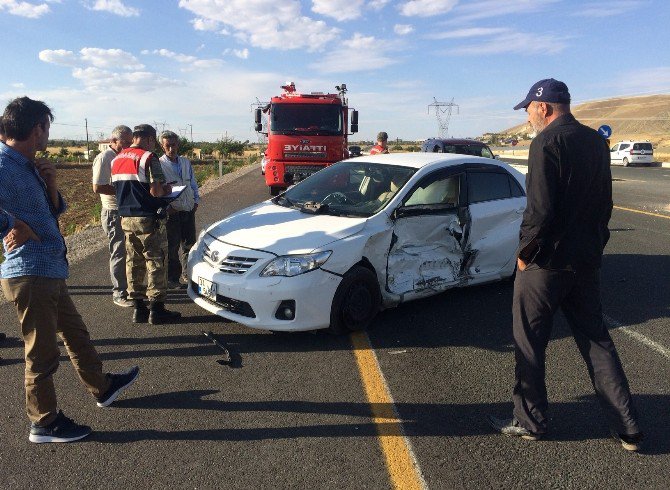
[255,82,358,195]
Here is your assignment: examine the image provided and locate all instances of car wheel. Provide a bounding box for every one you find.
[623,157,630,167]
[328,266,381,335]
[270,186,281,196]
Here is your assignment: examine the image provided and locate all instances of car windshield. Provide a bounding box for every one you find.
[275,161,416,217]
[270,103,342,135]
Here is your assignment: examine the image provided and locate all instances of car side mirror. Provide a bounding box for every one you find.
[350,110,358,133]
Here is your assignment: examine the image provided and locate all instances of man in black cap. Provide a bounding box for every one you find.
[487,78,643,451]
[111,124,181,325]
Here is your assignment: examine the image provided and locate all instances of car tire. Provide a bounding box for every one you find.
[623,157,630,167]
[270,186,281,196]
[328,266,381,335]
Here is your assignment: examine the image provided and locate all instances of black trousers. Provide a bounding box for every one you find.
[512,265,640,436]
[166,210,196,282]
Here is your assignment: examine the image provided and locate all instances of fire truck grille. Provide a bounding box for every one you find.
[284,152,327,159]
[284,165,324,175]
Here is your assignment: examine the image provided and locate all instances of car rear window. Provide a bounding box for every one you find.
[445,145,488,157]
[633,143,653,151]
[468,172,512,203]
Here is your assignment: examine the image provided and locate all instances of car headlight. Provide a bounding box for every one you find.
[260,251,332,277]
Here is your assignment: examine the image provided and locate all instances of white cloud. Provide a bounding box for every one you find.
[11,82,26,88]
[235,49,249,59]
[368,0,389,9]
[426,27,510,39]
[80,47,144,70]
[572,0,643,17]
[39,46,182,94]
[446,0,559,23]
[0,0,50,18]
[614,67,670,93]
[71,66,182,93]
[310,33,397,73]
[312,0,364,21]
[144,49,223,70]
[179,0,340,51]
[445,31,569,56]
[191,17,219,31]
[399,0,458,17]
[39,49,79,66]
[83,0,139,17]
[394,24,414,35]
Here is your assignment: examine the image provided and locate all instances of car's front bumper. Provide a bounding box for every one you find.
[188,259,342,332]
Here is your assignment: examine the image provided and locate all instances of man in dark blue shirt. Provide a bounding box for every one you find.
[0,97,140,443]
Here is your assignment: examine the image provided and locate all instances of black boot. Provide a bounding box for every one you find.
[132,300,150,323]
[149,302,181,325]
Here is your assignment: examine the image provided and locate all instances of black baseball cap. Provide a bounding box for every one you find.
[132,124,157,137]
[513,78,571,110]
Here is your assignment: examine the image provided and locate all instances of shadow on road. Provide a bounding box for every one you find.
[94,390,668,455]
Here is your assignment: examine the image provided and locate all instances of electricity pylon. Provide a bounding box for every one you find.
[428,97,459,138]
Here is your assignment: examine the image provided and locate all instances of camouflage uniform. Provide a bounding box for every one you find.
[111,144,169,303]
[121,216,168,302]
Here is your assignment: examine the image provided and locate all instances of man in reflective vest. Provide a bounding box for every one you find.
[111,124,181,325]
[369,131,389,155]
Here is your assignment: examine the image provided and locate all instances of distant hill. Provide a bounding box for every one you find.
[501,94,670,150]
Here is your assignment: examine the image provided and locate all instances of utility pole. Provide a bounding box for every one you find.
[85,118,90,161]
[187,123,193,142]
[428,97,459,138]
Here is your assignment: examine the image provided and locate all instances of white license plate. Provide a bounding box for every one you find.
[198,277,217,301]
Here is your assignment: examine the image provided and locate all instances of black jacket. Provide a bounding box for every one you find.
[517,113,612,270]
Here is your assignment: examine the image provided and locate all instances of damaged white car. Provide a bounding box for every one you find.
[187,153,526,333]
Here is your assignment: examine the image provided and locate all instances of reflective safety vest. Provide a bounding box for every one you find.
[111,147,163,217]
[369,144,389,155]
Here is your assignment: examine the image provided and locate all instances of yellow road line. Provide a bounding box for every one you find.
[613,205,670,219]
[350,331,426,490]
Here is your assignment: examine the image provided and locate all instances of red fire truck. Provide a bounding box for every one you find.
[255,82,358,195]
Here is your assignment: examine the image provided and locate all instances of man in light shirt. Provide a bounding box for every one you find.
[158,131,200,289]
[92,125,133,307]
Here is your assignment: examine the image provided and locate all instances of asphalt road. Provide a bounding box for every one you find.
[1,161,668,489]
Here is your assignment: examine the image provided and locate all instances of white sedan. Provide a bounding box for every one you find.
[187,153,526,333]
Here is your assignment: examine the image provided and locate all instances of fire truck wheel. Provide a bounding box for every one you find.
[328,266,380,335]
[270,186,282,196]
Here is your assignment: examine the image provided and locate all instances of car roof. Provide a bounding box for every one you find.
[344,152,505,170]
[424,138,488,146]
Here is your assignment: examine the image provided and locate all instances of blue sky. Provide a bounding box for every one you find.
[1,0,669,142]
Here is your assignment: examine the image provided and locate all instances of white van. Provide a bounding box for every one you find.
[610,140,654,166]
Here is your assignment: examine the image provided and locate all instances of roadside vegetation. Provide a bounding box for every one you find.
[41,136,260,237]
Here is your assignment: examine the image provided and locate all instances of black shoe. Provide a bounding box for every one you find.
[96,365,140,407]
[610,430,644,452]
[132,300,150,323]
[149,302,182,325]
[167,279,182,290]
[113,295,134,308]
[29,410,91,443]
[486,415,542,441]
